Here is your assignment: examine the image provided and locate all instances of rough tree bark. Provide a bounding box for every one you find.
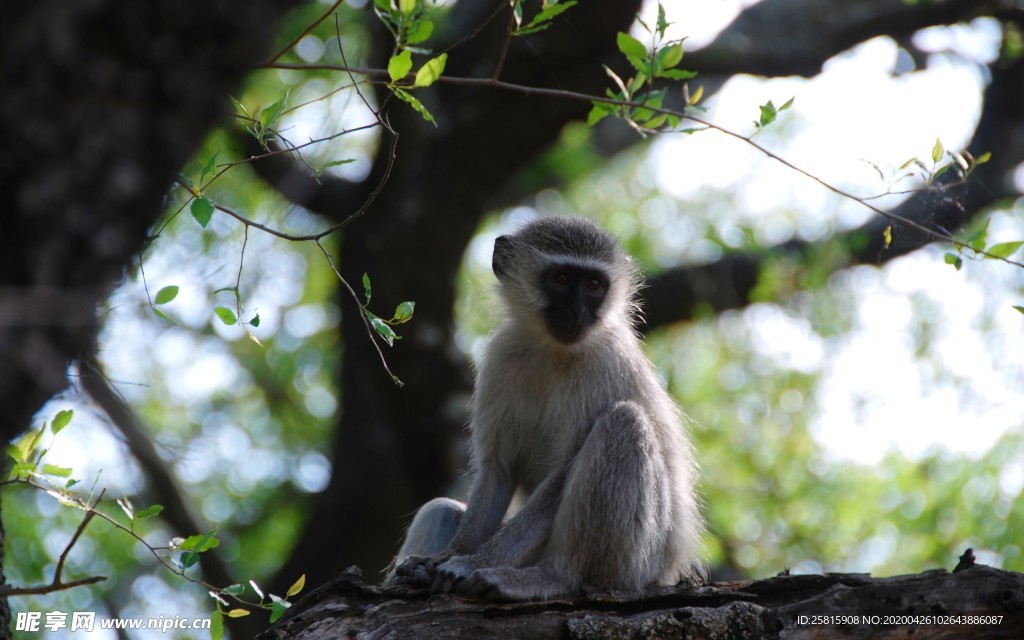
[257,562,1023,639]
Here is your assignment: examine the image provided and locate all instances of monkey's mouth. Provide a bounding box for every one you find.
[545,318,594,344]
[550,326,584,344]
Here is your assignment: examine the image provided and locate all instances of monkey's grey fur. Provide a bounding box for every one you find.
[389,216,705,600]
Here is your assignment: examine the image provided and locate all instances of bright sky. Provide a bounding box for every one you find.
[641,0,1023,464]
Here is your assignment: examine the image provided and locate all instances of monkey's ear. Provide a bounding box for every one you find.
[492,235,513,279]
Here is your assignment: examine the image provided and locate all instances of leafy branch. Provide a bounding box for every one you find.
[1,411,308,636]
[261,58,1023,272]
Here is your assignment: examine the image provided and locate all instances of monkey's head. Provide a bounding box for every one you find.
[492,216,639,345]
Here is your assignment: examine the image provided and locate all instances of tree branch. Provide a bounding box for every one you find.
[256,564,1024,639]
[0,494,107,597]
[685,0,990,77]
[640,34,1024,331]
[78,357,237,591]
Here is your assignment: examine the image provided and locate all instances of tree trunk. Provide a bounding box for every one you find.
[258,564,1023,639]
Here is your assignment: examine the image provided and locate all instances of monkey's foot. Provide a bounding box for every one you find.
[390,554,445,587]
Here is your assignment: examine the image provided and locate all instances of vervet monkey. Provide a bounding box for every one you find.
[389,216,705,599]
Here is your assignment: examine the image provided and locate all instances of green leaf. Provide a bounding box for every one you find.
[586,103,613,126]
[154,285,179,305]
[944,252,963,271]
[191,196,214,228]
[974,151,992,166]
[643,113,669,129]
[393,301,415,323]
[210,609,224,640]
[617,32,647,61]
[51,409,73,435]
[515,1,576,35]
[656,3,669,38]
[931,138,944,163]
[222,584,246,597]
[269,596,291,624]
[42,464,73,478]
[260,91,289,131]
[393,88,436,125]
[180,531,220,569]
[388,50,413,82]
[656,43,684,71]
[229,96,250,118]
[536,1,576,22]
[135,504,164,520]
[249,313,261,328]
[214,307,238,325]
[269,602,288,624]
[413,53,447,88]
[399,0,416,15]
[200,152,219,183]
[688,84,704,106]
[406,19,433,44]
[226,609,250,618]
[883,225,893,249]
[8,428,44,465]
[1013,305,1024,315]
[758,101,777,128]
[512,24,551,37]
[961,217,990,252]
[529,1,576,28]
[316,159,355,176]
[984,241,1024,260]
[153,308,179,325]
[369,315,398,347]
[362,273,372,305]
[286,574,306,598]
[660,68,697,80]
[779,96,795,111]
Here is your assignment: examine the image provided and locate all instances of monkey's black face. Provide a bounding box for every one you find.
[540,264,609,344]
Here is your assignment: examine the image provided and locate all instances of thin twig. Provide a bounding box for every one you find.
[54,491,102,580]
[261,60,1024,268]
[263,0,347,66]
[0,491,108,597]
[491,3,517,81]
[315,239,403,386]
[0,575,107,597]
[4,478,262,611]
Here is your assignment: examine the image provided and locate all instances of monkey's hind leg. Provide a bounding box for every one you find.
[459,401,669,600]
[548,400,668,591]
[387,497,465,585]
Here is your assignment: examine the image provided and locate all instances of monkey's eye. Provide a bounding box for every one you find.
[553,271,571,286]
[585,278,603,291]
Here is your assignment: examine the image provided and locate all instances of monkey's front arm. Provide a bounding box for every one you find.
[433,468,566,594]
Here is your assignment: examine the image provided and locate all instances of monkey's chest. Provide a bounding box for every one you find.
[499,369,611,488]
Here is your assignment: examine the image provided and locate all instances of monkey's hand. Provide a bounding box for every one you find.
[432,554,483,593]
[389,550,455,587]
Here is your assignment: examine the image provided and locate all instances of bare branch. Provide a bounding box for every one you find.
[0,491,108,597]
[263,0,346,66]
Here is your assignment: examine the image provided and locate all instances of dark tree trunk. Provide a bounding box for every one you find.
[0,0,299,631]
